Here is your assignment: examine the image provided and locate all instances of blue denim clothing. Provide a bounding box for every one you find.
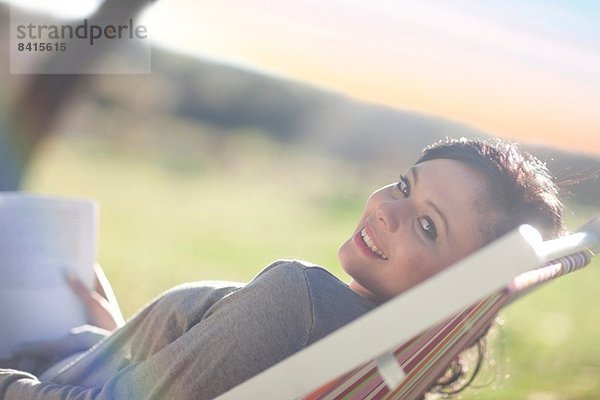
[0,260,376,399]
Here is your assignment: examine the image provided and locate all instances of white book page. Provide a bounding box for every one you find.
[0,193,97,359]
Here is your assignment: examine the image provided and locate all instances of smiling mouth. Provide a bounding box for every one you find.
[360,228,388,260]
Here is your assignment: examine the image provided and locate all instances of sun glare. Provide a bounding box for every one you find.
[7,0,101,19]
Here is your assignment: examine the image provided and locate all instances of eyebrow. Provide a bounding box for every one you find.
[409,167,450,238]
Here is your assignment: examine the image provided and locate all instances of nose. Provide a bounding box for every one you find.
[376,198,412,232]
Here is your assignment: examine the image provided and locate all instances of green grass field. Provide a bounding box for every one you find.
[24,132,599,399]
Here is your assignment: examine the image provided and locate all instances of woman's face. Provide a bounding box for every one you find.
[338,158,493,303]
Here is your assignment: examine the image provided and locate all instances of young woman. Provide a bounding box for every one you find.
[0,138,565,399]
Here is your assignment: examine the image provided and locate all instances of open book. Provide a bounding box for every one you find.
[0,193,98,360]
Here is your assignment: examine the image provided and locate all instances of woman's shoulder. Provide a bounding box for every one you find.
[249,260,377,343]
[249,259,347,294]
[252,259,333,278]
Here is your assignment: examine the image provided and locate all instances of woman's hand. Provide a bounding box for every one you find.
[66,264,125,331]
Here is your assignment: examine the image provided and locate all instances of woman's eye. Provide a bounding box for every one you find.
[396,176,410,197]
[419,217,438,241]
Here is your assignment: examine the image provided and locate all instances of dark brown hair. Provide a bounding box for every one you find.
[416,137,565,241]
[415,137,566,397]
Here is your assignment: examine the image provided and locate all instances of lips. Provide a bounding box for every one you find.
[353,226,388,260]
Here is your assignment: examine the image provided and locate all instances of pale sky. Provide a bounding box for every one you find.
[7,0,600,154]
[143,0,600,154]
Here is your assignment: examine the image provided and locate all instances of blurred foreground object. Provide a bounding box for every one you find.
[0,0,154,190]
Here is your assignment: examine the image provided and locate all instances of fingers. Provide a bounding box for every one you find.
[93,264,125,326]
[66,270,113,311]
[65,271,95,307]
[65,271,124,331]
[93,263,108,299]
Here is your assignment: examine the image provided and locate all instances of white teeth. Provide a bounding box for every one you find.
[360,228,388,260]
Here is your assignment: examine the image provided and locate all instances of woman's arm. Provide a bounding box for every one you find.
[0,261,315,400]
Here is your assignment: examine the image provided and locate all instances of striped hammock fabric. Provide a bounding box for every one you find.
[301,251,592,400]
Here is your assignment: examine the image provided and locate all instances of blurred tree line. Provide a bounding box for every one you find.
[1,1,597,207]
